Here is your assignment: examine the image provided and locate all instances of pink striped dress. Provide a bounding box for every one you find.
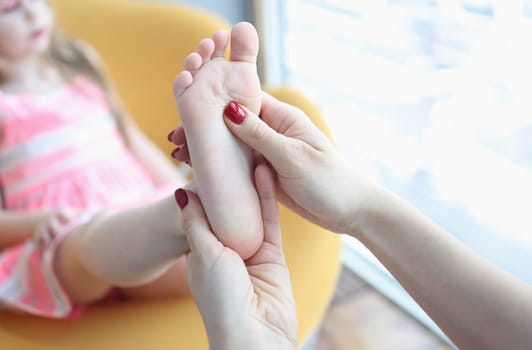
[0,76,181,318]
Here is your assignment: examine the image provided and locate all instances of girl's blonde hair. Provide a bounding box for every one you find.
[48,30,131,145]
[44,30,131,145]
[0,12,131,207]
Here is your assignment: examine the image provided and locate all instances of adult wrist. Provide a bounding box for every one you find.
[347,184,396,241]
[206,317,296,350]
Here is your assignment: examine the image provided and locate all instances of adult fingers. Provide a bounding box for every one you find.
[223,101,291,168]
[171,143,191,166]
[168,125,186,146]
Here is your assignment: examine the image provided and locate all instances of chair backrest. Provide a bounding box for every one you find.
[52,0,230,156]
[0,3,340,349]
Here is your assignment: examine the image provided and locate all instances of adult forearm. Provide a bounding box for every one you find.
[350,187,532,350]
[0,211,51,248]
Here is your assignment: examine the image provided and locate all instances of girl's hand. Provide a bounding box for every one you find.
[33,208,78,250]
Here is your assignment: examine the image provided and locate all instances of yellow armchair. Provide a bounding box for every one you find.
[0,1,341,349]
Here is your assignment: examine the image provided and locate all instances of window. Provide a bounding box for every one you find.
[256,0,532,343]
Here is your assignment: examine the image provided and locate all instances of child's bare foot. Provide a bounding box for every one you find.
[173,22,262,259]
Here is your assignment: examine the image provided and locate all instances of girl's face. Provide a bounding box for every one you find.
[0,0,53,61]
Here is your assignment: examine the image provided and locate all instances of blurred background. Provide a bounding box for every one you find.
[164,0,532,348]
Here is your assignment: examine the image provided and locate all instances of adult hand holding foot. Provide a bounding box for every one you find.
[176,164,297,350]
[169,22,531,350]
[223,92,375,235]
[218,97,532,350]
[172,92,373,235]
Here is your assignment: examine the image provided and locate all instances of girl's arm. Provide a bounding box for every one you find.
[0,210,53,248]
[352,187,532,350]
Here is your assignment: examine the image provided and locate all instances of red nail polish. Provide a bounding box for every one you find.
[224,101,247,124]
[171,147,181,159]
[167,129,176,142]
[174,188,188,209]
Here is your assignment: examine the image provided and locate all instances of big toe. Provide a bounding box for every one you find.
[229,22,259,64]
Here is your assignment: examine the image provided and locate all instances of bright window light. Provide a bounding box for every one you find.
[261,0,532,342]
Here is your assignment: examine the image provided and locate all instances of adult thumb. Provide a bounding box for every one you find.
[223,101,288,165]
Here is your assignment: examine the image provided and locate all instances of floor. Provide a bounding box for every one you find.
[312,266,453,350]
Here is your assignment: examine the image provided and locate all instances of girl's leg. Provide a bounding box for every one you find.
[119,257,189,299]
[54,195,188,303]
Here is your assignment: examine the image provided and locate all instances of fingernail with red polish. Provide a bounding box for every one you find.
[224,101,247,124]
[171,147,180,159]
[167,129,175,142]
[174,188,188,209]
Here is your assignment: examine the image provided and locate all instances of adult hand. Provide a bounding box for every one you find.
[222,92,377,234]
[170,92,374,234]
[177,164,298,350]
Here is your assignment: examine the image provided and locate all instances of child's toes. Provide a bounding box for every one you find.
[212,30,229,58]
[183,52,202,74]
[229,22,259,64]
[198,38,215,63]
[173,71,193,97]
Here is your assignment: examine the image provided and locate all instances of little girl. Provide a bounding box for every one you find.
[0,0,192,318]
